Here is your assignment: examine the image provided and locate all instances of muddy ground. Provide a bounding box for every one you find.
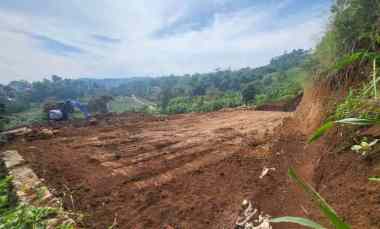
[3,108,380,228]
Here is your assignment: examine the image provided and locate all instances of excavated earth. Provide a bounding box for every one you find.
[2,100,380,228]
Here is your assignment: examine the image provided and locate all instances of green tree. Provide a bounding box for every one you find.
[159,87,174,112]
[242,82,258,105]
[88,95,114,114]
[332,0,380,55]
[51,75,63,82]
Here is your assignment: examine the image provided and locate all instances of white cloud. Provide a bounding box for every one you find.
[0,0,330,83]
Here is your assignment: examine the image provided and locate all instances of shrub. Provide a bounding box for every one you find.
[0,175,75,229]
[4,99,30,114]
[242,82,258,105]
[164,92,243,114]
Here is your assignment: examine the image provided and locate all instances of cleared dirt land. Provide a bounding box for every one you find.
[4,110,291,228]
[5,102,380,229]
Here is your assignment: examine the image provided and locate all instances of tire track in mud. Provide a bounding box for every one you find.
[101,125,247,188]
[131,147,240,189]
[111,147,215,184]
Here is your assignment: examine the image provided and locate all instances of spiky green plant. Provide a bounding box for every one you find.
[270,168,351,229]
[308,121,335,143]
[308,118,380,143]
[270,216,326,229]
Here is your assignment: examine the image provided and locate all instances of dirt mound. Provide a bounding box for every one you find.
[255,93,303,112]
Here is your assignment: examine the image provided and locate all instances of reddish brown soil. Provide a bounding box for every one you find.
[3,92,380,229]
[4,111,292,228]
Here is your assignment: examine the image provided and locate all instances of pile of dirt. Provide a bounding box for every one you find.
[255,93,303,112]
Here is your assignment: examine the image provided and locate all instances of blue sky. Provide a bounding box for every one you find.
[0,0,332,83]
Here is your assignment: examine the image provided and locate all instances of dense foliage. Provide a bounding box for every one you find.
[165,92,242,114]
[0,174,75,229]
[102,49,308,113]
[332,0,380,55]
[308,0,380,144]
[311,0,380,73]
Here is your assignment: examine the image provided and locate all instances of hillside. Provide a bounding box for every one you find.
[0,49,308,130]
[1,76,378,228]
[1,0,380,229]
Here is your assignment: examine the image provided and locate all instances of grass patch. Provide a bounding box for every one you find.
[2,105,46,130]
[109,96,158,114]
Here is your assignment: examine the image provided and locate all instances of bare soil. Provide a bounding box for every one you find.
[4,110,290,228]
[3,103,380,228]
[255,93,303,112]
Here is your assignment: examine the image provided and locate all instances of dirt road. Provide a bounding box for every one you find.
[5,109,291,228]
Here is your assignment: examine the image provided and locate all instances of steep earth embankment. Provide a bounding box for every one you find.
[265,74,380,229]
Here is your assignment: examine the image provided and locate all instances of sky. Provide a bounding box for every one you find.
[0,0,332,83]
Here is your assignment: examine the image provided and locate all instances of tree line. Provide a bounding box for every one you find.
[0,49,310,126]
